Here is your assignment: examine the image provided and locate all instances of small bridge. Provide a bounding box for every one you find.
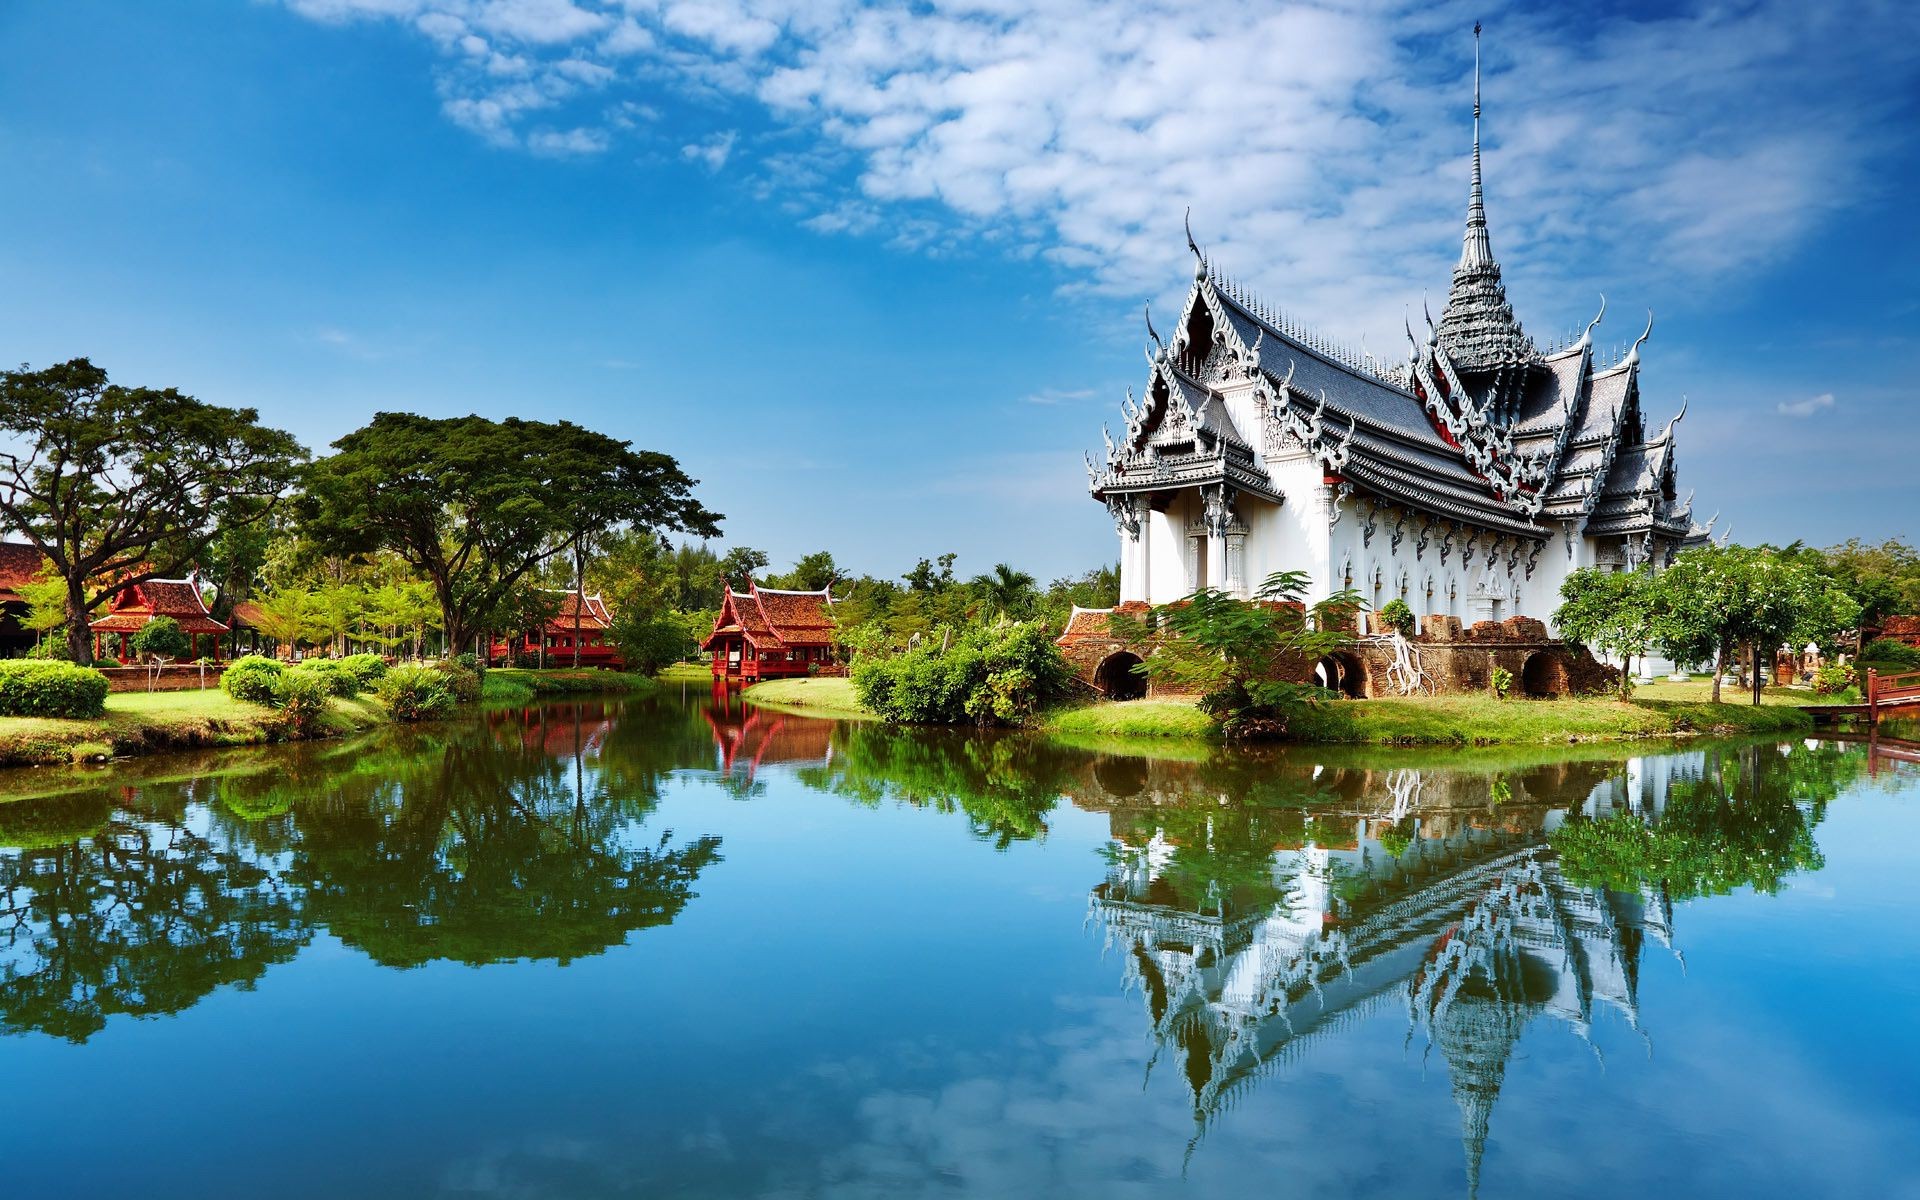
[1807,668,1920,728]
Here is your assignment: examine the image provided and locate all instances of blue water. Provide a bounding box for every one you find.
[1,691,1916,1199]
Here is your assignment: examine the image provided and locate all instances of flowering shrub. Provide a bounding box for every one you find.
[1812,663,1856,695]
[376,665,455,721]
[272,671,332,736]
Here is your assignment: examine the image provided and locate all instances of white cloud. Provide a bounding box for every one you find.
[528,125,610,155]
[1020,387,1095,407]
[281,1,1920,340]
[1777,392,1837,418]
[680,129,737,171]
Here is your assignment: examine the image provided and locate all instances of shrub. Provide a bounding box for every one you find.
[1862,639,1920,671]
[130,616,191,663]
[1490,666,1514,699]
[1812,662,1856,696]
[24,636,75,661]
[377,665,455,721]
[291,658,360,697]
[851,620,1073,726]
[1377,599,1416,638]
[431,658,482,704]
[337,653,389,690]
[0,660,110,719]
[221,655,286,705]
[272,671,331,737]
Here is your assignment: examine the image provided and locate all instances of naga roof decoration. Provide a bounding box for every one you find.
[1089,28,1708,550]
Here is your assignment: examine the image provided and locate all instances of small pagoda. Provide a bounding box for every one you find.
[491,587,623,669]
[702,581,837,680]
[89,575,229,663]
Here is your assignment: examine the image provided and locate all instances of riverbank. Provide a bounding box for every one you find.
[481,668,658,705]
[739,675,1813,745]
[740,675,875,720]
[1045,693,1814,744]
[0,689,389,768]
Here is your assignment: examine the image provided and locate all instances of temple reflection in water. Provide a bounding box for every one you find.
[1076,749,1768,1195]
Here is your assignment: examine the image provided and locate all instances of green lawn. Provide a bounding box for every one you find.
[482,668,656,705]
[741,676,875,720]
[0,687,389,768]
[654,662,713,684]
[1629,677,1853,707]
[1046,691,1813,746]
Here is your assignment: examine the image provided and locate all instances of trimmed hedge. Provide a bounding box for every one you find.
[221,655,287,705]
[0,660,111,719]
[291,659,360,697]
[338,653,389,690]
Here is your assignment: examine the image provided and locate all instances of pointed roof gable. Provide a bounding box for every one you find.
[702,581,836,651]
[89,575,229,634]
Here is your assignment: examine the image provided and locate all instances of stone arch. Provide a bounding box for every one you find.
[1095,651,1147,700]
[1314,651,1369,699]
[1521,651,1568,698]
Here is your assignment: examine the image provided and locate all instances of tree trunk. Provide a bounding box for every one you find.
[1751,640,1763,706]
[1711,643,1725,704]
[572,545,586,669]
[64,577,91,663]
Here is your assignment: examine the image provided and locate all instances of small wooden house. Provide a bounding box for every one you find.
[702,582,837,680]
[89,575,229,663]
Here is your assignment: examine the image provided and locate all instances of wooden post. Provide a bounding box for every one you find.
[1867,668,1879,728]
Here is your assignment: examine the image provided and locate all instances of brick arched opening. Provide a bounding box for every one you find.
[1521,651,1569,698]
[1095,651,1148,700]
[1315,651,1369,699]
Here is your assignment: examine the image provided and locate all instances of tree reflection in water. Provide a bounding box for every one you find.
[0,700,724,1039]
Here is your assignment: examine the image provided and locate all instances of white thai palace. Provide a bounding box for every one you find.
[1087,38,1714,636]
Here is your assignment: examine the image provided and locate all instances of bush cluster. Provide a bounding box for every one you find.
[377,665,456,721]
[130,617,190,663]
[851,621,1072,726]
[432,657,483,704]
[221,655,285,705]
[0,660,111,719]
[1861,639,1920,671]
[337,653,389,690]
[1812,662,1856,696]
[1377,599,1416,638]
[273,671,332,736]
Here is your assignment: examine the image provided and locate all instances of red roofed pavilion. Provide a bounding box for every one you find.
[702,582,837,680]
[0,541,52,656]
[489,587,624,669]
[89,576,229,663]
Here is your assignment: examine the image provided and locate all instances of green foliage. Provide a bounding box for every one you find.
[0,357,305,661]
[130,616,191,663]
[852,620,1073,726]
[1378,598,1415,637]
[336,653,389,690]
[1653,545,1863,704]
[271,671,331,736]
[1861,639,1920,670]
[1110,571,1361,740]
[290,659,360,698]
[1490,665,1514,699]
[0,660,110,719]
[1812,662,1856,695]
[1555,568,1654,695]
[377,665,456,721]
[1815,537,1920,627]
[432,658,482,704]
[297,411,720,651]
[1551,743,1855,899]
[220,655,286,706]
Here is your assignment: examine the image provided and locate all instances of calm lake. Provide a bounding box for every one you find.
[2,686,1917,1199]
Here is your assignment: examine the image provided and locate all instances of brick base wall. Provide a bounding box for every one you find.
[98,664,228,693]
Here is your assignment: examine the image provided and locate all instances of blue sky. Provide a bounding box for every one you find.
[2,0,1916,582]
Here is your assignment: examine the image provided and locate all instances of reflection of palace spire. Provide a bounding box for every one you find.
[1088,762,1687,1196]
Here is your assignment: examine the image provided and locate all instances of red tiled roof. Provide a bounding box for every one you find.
[88,577,229,636]
[0,541,50,599]
[543,588,613,633]
[703,582,836,650]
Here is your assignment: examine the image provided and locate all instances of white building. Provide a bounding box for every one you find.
[1087,40,1712,634]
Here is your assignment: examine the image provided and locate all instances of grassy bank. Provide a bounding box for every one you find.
[654,662,713,684]
[0,689,389,768]
[481,668,659,705]
[740,676,875,721]
[1044,693,1813,746]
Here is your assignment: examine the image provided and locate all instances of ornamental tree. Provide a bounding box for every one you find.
[1554,568,1655,697]
[1110,570,1362,739]
[298,413,719,657]
[1651,545,1860,705]
[0,359,305,662]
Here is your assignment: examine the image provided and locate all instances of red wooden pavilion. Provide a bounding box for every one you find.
[89,575,229,663]
[702,582,837,680]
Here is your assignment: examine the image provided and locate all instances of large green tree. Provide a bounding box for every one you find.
[0,359,306,661]
[1554,568,1656,697]
[298,413,719,655]
[1651,545,1860,705]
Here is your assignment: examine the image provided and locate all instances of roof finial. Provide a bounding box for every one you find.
[1574,294,1606,351]
[1625,310,1653,366]
[1459,23,1493,271]
[1145,302,1163,352]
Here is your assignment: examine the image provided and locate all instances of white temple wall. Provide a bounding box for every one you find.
[1143,497,1194,603]
[1242,453,1329,600]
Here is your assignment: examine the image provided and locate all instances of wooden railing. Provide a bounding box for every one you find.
[1866,668,1920,726]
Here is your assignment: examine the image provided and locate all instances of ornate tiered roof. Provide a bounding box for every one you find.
[1089,31,1710,558]
[541,587,613,634]
[701,581,836,651]
[0,542,49,605]
[89,576,228,635]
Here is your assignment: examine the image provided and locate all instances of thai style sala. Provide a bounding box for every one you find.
[702,582,838,680]
[88,575,230,663]
[489,587,623,669]
[1085,31,1714,636]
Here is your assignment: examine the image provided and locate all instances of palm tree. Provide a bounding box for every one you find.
[972,563,1038,619]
